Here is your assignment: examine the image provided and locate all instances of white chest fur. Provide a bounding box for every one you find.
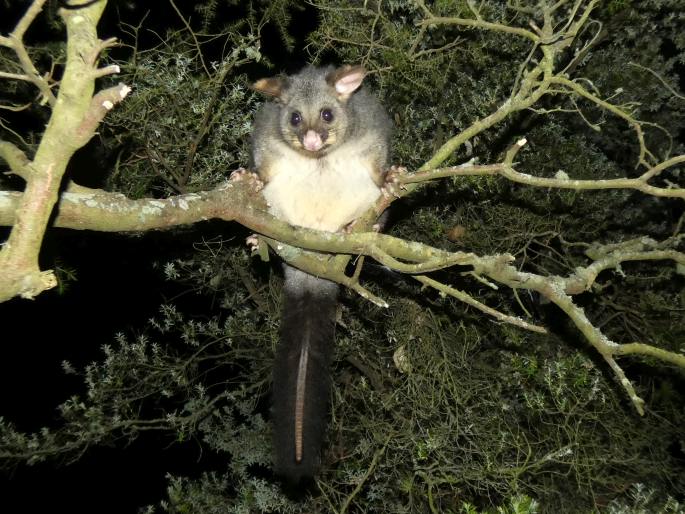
[262,143,381,232]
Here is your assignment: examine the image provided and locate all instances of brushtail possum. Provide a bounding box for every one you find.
[250,64,391,481]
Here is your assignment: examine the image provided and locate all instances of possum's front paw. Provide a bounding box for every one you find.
[246,234,260,251]
[230,168,264,191]
[381,165,406,198]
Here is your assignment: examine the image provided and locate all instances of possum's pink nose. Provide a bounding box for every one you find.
[303,130,323,152]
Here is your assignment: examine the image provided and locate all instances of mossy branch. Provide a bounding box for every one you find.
[400,140,685,200]
[6,175,677,413]
[0,0,124,301]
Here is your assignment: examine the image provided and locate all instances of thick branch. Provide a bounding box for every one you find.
[0,0,115,301]
[1,175,683,413]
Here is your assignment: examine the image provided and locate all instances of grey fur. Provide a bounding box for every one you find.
[250,64,392,481]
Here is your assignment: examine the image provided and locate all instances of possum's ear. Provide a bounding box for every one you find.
[252,76,287,99]
[326,65,366,100]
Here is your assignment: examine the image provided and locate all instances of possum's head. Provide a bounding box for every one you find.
[253,64,366,156]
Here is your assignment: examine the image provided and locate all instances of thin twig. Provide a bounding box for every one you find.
[338,433,392,514]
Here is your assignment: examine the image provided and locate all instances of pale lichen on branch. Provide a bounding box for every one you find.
[0,0,127,301]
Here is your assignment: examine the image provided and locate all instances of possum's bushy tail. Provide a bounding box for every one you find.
[272,265,338,482]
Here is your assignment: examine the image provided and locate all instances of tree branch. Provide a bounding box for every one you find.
[401,141,685,200]
[0,0,57,106]
[0,0,117,301]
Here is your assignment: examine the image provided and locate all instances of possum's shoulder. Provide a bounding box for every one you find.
[348,89,392,137]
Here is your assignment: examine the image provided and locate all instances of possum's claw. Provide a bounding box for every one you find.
[381,165,406,198]
[246,234,260,252]
[230,168,264,191]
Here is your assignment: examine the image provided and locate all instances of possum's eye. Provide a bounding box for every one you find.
[321,108,334,123]
[290,112,302,126]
